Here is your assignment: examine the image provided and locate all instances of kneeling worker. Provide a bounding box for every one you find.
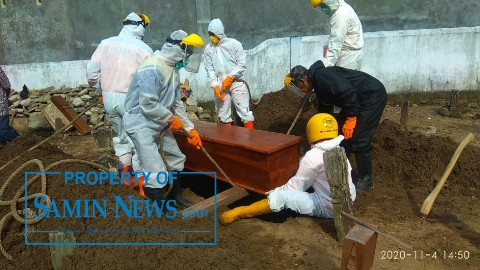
[220,113,356,224]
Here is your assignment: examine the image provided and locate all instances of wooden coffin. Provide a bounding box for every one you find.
[172,121,304,194]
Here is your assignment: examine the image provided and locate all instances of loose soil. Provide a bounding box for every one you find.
[0,88,479,269]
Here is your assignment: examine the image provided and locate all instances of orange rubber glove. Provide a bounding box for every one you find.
[342,117,357,140]
[168,115,184,130]
[98,95,103,104]
[213,86,226,100]
[187,129,202,150]
[221,76,234,91]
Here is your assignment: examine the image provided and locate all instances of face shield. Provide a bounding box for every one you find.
[284,69,310,98]
[180,34,205,73]
[142,26,153,43]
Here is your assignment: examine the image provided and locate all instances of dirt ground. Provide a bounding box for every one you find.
[0,88,479,270]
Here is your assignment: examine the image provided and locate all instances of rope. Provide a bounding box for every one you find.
[179,127,236,187]
[0,157,109,261]
[159,126,174,199]
[235,79,262,109]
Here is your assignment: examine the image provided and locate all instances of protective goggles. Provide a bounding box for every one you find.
[166,37,187,50]
[123,20,148,28]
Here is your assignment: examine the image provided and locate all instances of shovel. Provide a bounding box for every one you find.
[419,133,475,222]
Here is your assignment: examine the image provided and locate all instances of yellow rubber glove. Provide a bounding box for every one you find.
[213,86,226,100]
[284,73,292,88]
[342,117,357,140]
[221,76,234,91]
[187,129,202,150]
[168,115,184,130]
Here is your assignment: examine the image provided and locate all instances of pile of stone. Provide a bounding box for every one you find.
[7,83,216,133]
[8,84,107,131]
[183,98,214,122]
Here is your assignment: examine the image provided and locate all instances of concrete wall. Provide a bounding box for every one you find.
[0,0,198,65]
[4,27,480,101]
[1,0,479,65]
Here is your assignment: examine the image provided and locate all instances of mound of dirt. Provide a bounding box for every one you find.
[253,88,318,153]
[372,120,480,196]
[252,89,480,197]
[1,93,479,269]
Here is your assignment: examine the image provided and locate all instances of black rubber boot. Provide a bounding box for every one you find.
[354,152,374,192]
[143,186,167,204]
[170,172,194,208]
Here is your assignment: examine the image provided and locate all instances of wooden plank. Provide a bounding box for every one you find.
[173,122,303,194]
[324,147,355,243]
[43,103,73,131]
[341,224,378,270]
[50,96,92,135]
[181,187,249,219]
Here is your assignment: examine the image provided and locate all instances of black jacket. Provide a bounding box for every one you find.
[307,60,385,117]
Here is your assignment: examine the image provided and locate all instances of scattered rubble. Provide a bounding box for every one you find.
[7,84,216,133]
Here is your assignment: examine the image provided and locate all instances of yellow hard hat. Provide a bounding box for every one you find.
[123,13,150,28]
[137,13,151,26]
[306,113,338,144]
[310,0,323,8]
[181,34,205,47]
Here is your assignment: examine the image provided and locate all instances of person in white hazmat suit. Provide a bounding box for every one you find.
[122,30,205,207]
[86,12,153,176]
[311,0,364,70]
[203,18,255,129]
[220,113,356,225]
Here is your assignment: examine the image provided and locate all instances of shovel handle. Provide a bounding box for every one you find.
[179,126,236,187]
[420,133,475,216]
[181,127,193,138]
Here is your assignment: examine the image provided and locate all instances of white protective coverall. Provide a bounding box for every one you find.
[268,135,356,218]
[203,19,254,124]
[322,0,364,70]
[86,12,153,169]
[122,30,194,189]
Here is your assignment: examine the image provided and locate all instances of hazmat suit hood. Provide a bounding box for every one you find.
[158,30,188,67]
[208,19,227,40]
[119,12,146,40]
[307,60,326,81]
[322,0,341,14]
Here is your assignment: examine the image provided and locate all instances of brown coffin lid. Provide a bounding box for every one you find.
[173,120,304,154]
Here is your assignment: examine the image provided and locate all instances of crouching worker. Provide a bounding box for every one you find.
[220,113,356,225]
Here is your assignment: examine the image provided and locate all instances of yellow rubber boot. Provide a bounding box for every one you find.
[220,199,272,225]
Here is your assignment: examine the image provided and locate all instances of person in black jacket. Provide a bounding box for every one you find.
[285,60,387,192]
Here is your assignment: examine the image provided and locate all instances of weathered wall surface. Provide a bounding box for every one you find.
[1,0,479,64]
[4,27,480,101]
[0,0,198,65]
[1,1,479,98]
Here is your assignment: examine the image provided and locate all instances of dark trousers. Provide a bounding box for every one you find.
[0,115,20,146]
[338,81,387,180]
